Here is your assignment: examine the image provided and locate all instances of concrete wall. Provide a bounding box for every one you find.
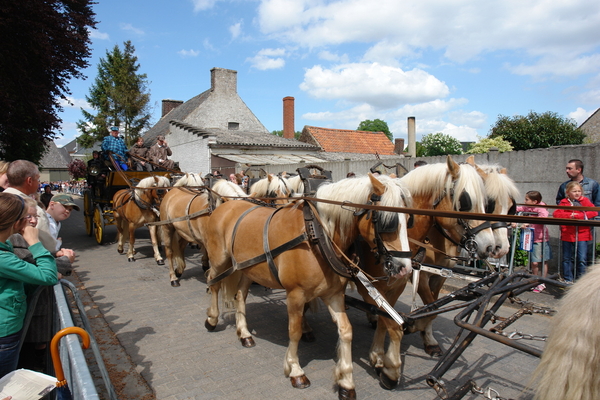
[167,125,212,173]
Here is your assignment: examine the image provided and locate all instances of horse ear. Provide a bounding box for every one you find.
[466,157,487,179]
[500,168,508,174]
[465,155,475,166]
[268,174,274,182]
[447,155,460,179]
[368,173,386,196]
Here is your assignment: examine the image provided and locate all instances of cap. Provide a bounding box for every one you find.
[157,135,165,140]
[51,194,80,211]
[110,126,119,131]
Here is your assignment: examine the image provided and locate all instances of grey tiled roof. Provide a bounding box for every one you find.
[170,120,319,149]
[316,152,405,162]
[40,141,71,169]
[143,90,211,144]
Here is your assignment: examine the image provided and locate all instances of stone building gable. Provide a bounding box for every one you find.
[580,107,600,143]
[300,126,395,155]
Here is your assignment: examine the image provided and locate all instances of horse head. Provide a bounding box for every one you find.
[466,157,519,258]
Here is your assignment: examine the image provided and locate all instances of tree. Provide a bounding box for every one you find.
[67,159,87,179]
[77,41,152,148]
[467,136,513,154]
[357,119,393,141]
[272,130,302,140]
[0,0,96,163]
[420,132,463,156]
[489,111,584,151]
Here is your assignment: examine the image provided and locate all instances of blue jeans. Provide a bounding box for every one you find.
[0,331,21,379]
[562,241,588,282]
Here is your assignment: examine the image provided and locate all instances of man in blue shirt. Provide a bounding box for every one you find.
[101,126,128,167]
[556,159,600,206]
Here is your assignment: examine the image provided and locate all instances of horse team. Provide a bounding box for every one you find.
[110,156,537,399]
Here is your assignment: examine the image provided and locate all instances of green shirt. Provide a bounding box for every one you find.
[0,240,57,337]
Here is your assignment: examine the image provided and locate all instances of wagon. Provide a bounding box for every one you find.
[82,155,172,245]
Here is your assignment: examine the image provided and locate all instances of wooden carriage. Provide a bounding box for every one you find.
[82,157,172,245]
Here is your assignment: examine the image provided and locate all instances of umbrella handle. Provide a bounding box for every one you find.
[50,327,91,385]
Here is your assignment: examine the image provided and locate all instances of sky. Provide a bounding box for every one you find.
[55,0,600,147]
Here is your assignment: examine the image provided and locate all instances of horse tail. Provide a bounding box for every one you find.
[532,264,600,400]
[220,270,243,310]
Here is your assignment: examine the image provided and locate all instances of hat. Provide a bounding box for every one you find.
[157,135,165,140]
[110,126,119,131]
[51,194,80,211]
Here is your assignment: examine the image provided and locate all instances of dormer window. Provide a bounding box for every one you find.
[228,122,239,130]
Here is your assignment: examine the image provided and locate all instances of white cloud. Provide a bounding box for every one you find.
[230,21,242,40]
[203,39,216,52]
[568,107,595,125]
[59,97,91,110]
[318,50,349,63]
[88,29,109,40]
[246,48,286,70]
[257,0,600,78]
[300,63,449,109]
[120,23,144,36]
[191,0,218,12]
[178,49,200,57]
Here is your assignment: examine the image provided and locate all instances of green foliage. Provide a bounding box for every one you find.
[467,136,513,154]
[357,119,393,141]
[272,130,301,140]
[0,0,96,163]
[77,41,152,148]
[512,229,529,266]
[420,132,463,156]
[489,111,584,151]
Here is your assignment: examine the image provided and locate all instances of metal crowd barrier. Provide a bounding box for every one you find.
[19,280,117,399]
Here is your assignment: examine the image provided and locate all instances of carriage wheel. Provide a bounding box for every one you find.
[93,205,105,245]
[83,190,93,236]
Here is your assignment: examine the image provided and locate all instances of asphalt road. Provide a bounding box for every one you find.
[59,195,558,400]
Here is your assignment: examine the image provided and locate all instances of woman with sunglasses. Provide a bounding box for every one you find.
[0,193,57,379]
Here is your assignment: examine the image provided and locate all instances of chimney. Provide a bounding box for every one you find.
[394,138,405,155]
[162,99,183,117]
[283,96,295,139]
[407,116,416,157]
[211,67,237,95]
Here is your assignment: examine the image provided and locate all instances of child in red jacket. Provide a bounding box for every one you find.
[553,181,598,283]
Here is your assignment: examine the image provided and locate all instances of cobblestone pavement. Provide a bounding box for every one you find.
[62,198,560,400]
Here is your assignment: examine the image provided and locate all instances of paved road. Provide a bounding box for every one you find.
[61,197,559,400]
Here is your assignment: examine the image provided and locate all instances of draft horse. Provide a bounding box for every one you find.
[112,175,170,264]
[204,174,413,399]
[408,157,519,358]
[355,156,496,388]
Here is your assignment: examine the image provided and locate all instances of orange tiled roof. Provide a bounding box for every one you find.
[304,126,395,155]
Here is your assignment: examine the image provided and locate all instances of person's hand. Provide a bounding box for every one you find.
[57,248,76,263]
[21,225,40,246]
[57,272,63,280]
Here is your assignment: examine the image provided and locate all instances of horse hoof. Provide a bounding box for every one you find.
[425,345,443,357]
[128,257,135,262]
[240,337,256,348]
[117,249,124,254]
[379,371,398,390]
[301,332,316,342]
[290,375,310,389]
[170,280,180,287]
[338,387,356,400]
[205,319,216,331]
[157,259,164,265]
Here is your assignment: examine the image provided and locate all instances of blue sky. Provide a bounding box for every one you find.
[56,0,600,147]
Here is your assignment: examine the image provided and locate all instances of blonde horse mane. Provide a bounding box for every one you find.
[250,175,290,198]
[315,174,411,245]
[477,164,520,211]
[174,172,204,187]
[212,179,247,198]
[134,175,170,201]
[532,265,600,400]
[287,175,304,196]
[401,161,486,212]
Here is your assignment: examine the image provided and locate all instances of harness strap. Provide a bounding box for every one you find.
[186,194,209,245]
[146,208,211,226]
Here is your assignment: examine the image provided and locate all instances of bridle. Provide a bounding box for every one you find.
[353,192,412,276]
[431,181,491,256]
